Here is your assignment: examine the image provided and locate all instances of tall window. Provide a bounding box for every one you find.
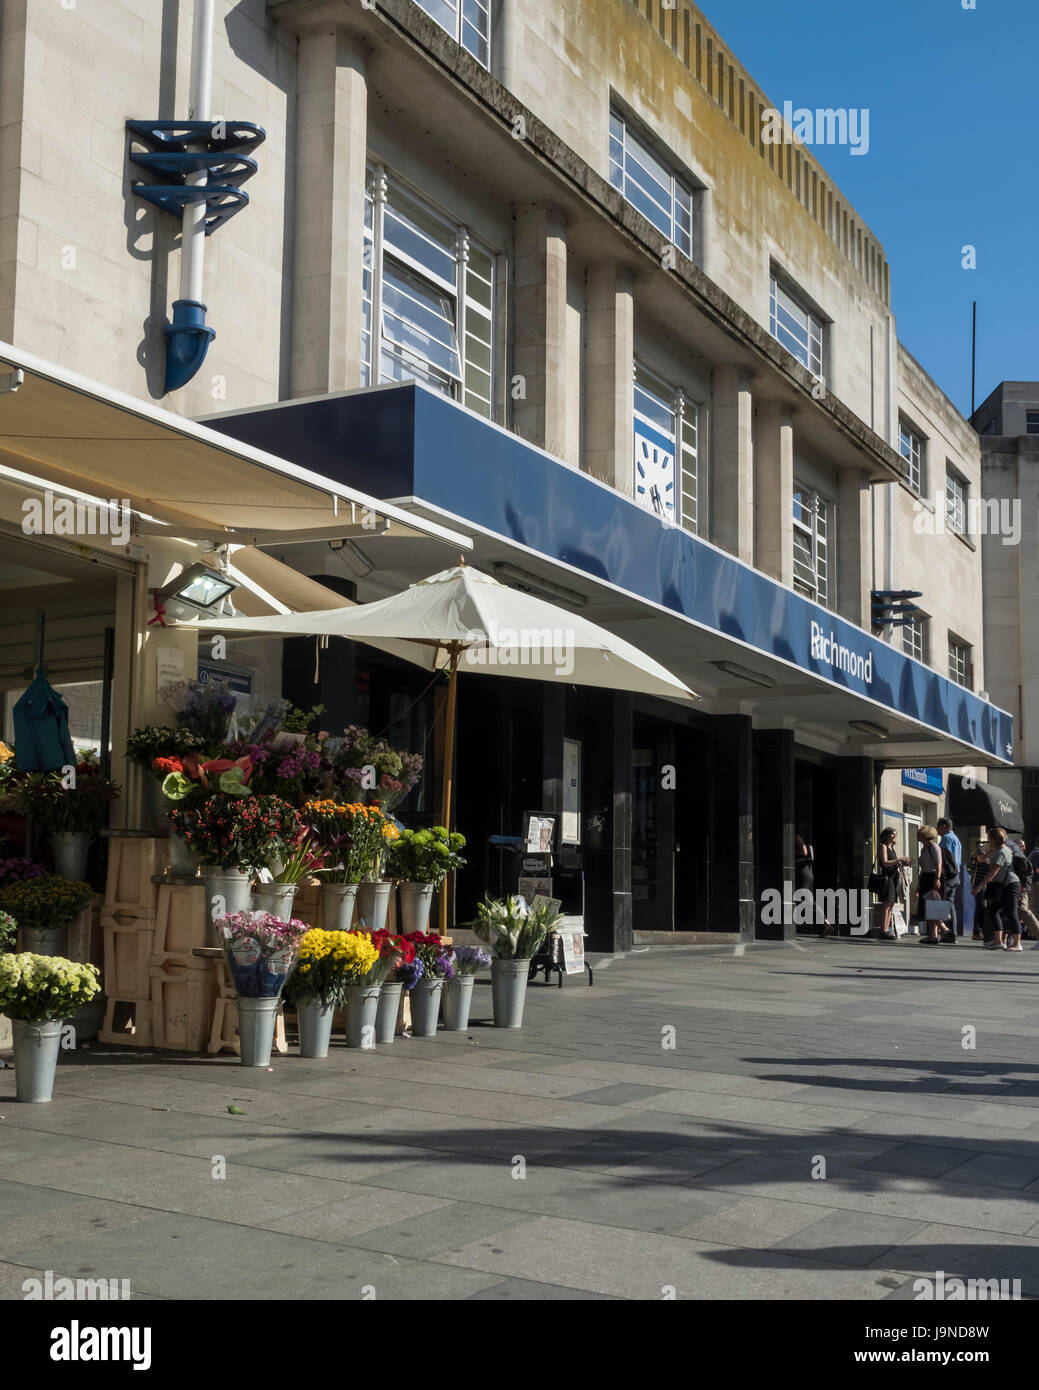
[769,275,823,377]
[609,111,693,257]
[414,0,490,65]
[902,614,928,663]
[632,362,700,531]
[948,637,972,689]
[792,482,830,605]
[1026,410,1039,436]
[899,420,925,493]
[945,468,967,535]
[362,168,495,418]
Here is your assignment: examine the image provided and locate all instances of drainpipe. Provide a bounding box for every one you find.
[165,0,216,391]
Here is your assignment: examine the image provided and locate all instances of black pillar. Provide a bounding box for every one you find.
[754,729,796,941]
[709,715,755,940]
[837,756,874,937]
[581,689,632,953]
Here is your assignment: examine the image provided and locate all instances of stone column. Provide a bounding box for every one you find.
[289,29,368,398]
[709,715,756,941]
[712,366,754,562]
[754,400,794,584]
[584,263,634,492]
[513,205,568,457]
[837,468,872,627]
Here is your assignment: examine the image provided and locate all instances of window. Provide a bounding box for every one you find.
[948,637,972,689]
[792,482,830,605]
[609,111,693,257]
[769,276,823,377]
[1026,410,1039,435]
[362,168,495,418]
[945,467,967,535]
[632,361,700,531]
[414,0,490,65]
[899,420,925,493]
[902,614,928,663]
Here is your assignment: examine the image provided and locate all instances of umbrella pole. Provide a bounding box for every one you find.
[439,645,460,936]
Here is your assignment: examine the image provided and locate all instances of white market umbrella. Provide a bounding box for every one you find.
[191,563,699,928]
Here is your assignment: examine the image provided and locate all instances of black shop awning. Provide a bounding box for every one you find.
[946,775,1025,834]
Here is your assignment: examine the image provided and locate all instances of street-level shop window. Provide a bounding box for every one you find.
[945,467,967,535]
[902,613,928,663]
[632,361,700,532]
[414,0,490,66]
[769,275,823,377]
[899,419,925,494]
[362,167,495,418]
[609,110,694,258]
[948,636,972,689]
[792,482,830,606]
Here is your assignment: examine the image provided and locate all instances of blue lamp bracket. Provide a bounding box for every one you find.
[127,119,266,391]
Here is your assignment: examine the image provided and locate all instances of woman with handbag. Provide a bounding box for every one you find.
[917,825,952,945]
[872,827,908,940]
[973,828,1023,952]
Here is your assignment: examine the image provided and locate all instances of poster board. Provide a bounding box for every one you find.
[562,739,581,844]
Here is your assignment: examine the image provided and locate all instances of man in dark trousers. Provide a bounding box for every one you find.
[937,817,962,936]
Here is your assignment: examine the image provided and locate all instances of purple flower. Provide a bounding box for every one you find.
[399,958,424,989]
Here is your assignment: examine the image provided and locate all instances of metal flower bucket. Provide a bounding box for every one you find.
[296,997,334,1058]
[12,1018,63,1102]
[235,996,280,1066]
[344,983,381,1048]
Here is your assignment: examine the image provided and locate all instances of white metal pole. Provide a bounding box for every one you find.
[180,0,215,305]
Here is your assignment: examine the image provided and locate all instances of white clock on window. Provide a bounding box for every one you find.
[633,429,676,520]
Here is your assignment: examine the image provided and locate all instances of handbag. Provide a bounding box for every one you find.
[891,904,908,937]
[868,870,887,896]
[924,895,953,922]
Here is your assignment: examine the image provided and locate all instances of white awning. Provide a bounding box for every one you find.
[0,341,472,552]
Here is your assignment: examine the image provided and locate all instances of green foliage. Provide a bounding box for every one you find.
[125,726,208,766]
[386,826,466,888]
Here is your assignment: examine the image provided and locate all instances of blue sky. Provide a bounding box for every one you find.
[698,0,1037,419]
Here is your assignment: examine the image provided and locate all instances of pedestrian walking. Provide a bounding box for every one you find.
[973,828,1023,952]
[936,817,962,936]
[1008,837,1039,942]
[917,825,953,944]
[872,826,908,940]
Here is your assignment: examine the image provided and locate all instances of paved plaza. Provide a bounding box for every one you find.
[3,937,1039,1301]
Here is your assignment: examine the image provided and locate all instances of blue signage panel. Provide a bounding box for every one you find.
[902,768,944,794]
[209,385,1015,764]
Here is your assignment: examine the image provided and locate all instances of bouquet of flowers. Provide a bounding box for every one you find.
[168,795,302,870]
[404,930,455,980]
[266,833,324,886]
[217,911,309,997]
[126,725,208,768]
[164,678,237,747]
[0,857,49,887]
[316,726,423,812]
[283,927,379,1007]
[472,895,561,959]
[0,952,100,1023]
[451,945,491,975]
[0,875,93,930]
[356,934,417,989]
[13,762,120,834]
[302,800,386,883]
[0,910,16,950]
[386,826,466,888]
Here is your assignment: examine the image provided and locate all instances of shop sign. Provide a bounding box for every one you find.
[902,768,943,794]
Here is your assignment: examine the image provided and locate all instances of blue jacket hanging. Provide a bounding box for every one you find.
[12,669,76,771]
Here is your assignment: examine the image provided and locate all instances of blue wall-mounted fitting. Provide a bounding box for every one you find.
[127,119,265,392]
[164,299,217,393]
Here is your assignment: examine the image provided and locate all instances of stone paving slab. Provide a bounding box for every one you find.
[4,937,1039,1299]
